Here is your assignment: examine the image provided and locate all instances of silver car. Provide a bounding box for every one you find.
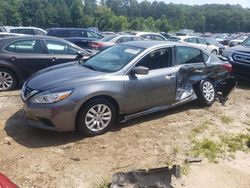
[22,41,235,136]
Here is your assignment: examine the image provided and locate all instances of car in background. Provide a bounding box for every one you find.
[222,36,250,81]
[47,28,103,49]
[203,37,225,55]
[0,172,17,188]
[131,31,167,41]
[21,41,235,136]
[100,31,116,37]
[10,27,47,35]
[228,35,248,47]
[168,36,219,55]
[0,32,26,38]
[90,35,144,51]
[0,36,95,91]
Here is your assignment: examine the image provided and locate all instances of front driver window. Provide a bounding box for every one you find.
[45,40,78,55]
[176,47,203,64]
[136,48,172,70]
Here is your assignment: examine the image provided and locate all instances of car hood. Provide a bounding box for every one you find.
[26,62,106,91]
[227,45,250,53]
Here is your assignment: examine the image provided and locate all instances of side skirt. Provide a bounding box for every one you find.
[121,93,197,123]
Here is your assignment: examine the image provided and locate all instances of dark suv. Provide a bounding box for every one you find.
[222,36,250,80]
[47,28,103,49]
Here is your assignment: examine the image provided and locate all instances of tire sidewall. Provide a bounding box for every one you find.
[198,79,215,106]
[0,68,17,91]
[76,98,117,136]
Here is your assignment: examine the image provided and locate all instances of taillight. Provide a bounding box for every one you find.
[90,42,103,48]
[222,63,233,73]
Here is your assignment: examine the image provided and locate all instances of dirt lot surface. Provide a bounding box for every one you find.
[0,81,250,188]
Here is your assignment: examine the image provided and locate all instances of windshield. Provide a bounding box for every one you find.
[241,37,250,46]
[83,44,144,73]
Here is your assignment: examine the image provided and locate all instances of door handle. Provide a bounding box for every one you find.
[194,69,204,73]
[165,75,175,80]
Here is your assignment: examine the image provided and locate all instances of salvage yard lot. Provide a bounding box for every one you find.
[0,81,250,188]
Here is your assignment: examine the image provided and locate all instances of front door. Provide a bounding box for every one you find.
[124,47,177,114]
[44,40,80,67]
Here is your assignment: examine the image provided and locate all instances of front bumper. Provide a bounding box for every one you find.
[23,99,77,132]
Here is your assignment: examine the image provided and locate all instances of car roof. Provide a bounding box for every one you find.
[0,35,82,49]
[120,40,184,49]
[47,28,89,31]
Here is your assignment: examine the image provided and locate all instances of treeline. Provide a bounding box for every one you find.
[1,0,250,33]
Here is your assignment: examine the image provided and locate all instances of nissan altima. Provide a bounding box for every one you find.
[21,41,235,136]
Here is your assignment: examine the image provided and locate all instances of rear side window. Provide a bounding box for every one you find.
[5,40,44,54]
[48,30,70,37]
[116,37,132,43]
[45,40,78,55]
[168,37,180,42]
[184,37,197,43]
[141,34,151,40]
[198,38,207,45]
[136,48,172,70]
[176,47,203,64]
[87,31,101,39]
[70,30,85,37]
[154,35,165,41]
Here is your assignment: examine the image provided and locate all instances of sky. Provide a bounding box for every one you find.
[154,0,250,8]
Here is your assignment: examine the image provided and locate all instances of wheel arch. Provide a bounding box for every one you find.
[75,95,120,128]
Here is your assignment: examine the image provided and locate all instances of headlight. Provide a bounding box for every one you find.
[31,90,73,104]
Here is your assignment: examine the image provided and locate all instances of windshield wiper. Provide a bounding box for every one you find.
[82,64,97,71]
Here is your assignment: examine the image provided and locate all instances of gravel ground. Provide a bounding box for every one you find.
[0,81,249,188]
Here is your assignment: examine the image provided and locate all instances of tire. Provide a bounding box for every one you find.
[0,68,17,91]
[76,98,117,136]
[211,50,217,55]
[196,79,215,107]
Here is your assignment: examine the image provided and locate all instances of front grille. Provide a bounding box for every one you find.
[232,53,250,64]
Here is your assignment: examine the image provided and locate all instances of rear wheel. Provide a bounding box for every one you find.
[196,79,215,106]
[76,98,117,136]
[0,68,17,91]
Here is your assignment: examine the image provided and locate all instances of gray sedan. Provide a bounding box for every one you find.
[22,41,235,136]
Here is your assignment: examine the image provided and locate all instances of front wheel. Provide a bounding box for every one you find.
[76,98,117,136]
[196,79,215,106]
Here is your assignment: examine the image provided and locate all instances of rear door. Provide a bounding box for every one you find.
[124,47,177,113]
[4,39,49,79]
[175,46,207,100]
[44,40,80,66]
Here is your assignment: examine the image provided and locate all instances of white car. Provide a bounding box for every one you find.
[131,31,167,41]
[168,36,219,55]
[228,36,248,47]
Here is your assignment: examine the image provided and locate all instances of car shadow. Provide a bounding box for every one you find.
[4,110,84,148]
[115,101,203,132]
[5,101,203,148]
[236,79,250,90]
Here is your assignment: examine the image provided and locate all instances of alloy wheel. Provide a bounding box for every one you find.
[202,81,215,102]
[0,71,13,91]
[85,104,112,132]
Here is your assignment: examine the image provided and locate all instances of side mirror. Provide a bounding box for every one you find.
[130,66,149,75]
[206,42,210,45]
[75,51,84,60]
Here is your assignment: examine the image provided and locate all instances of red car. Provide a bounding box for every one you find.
[0,173,17,188]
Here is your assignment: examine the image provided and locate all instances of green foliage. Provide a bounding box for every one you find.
[0,0,250,32]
